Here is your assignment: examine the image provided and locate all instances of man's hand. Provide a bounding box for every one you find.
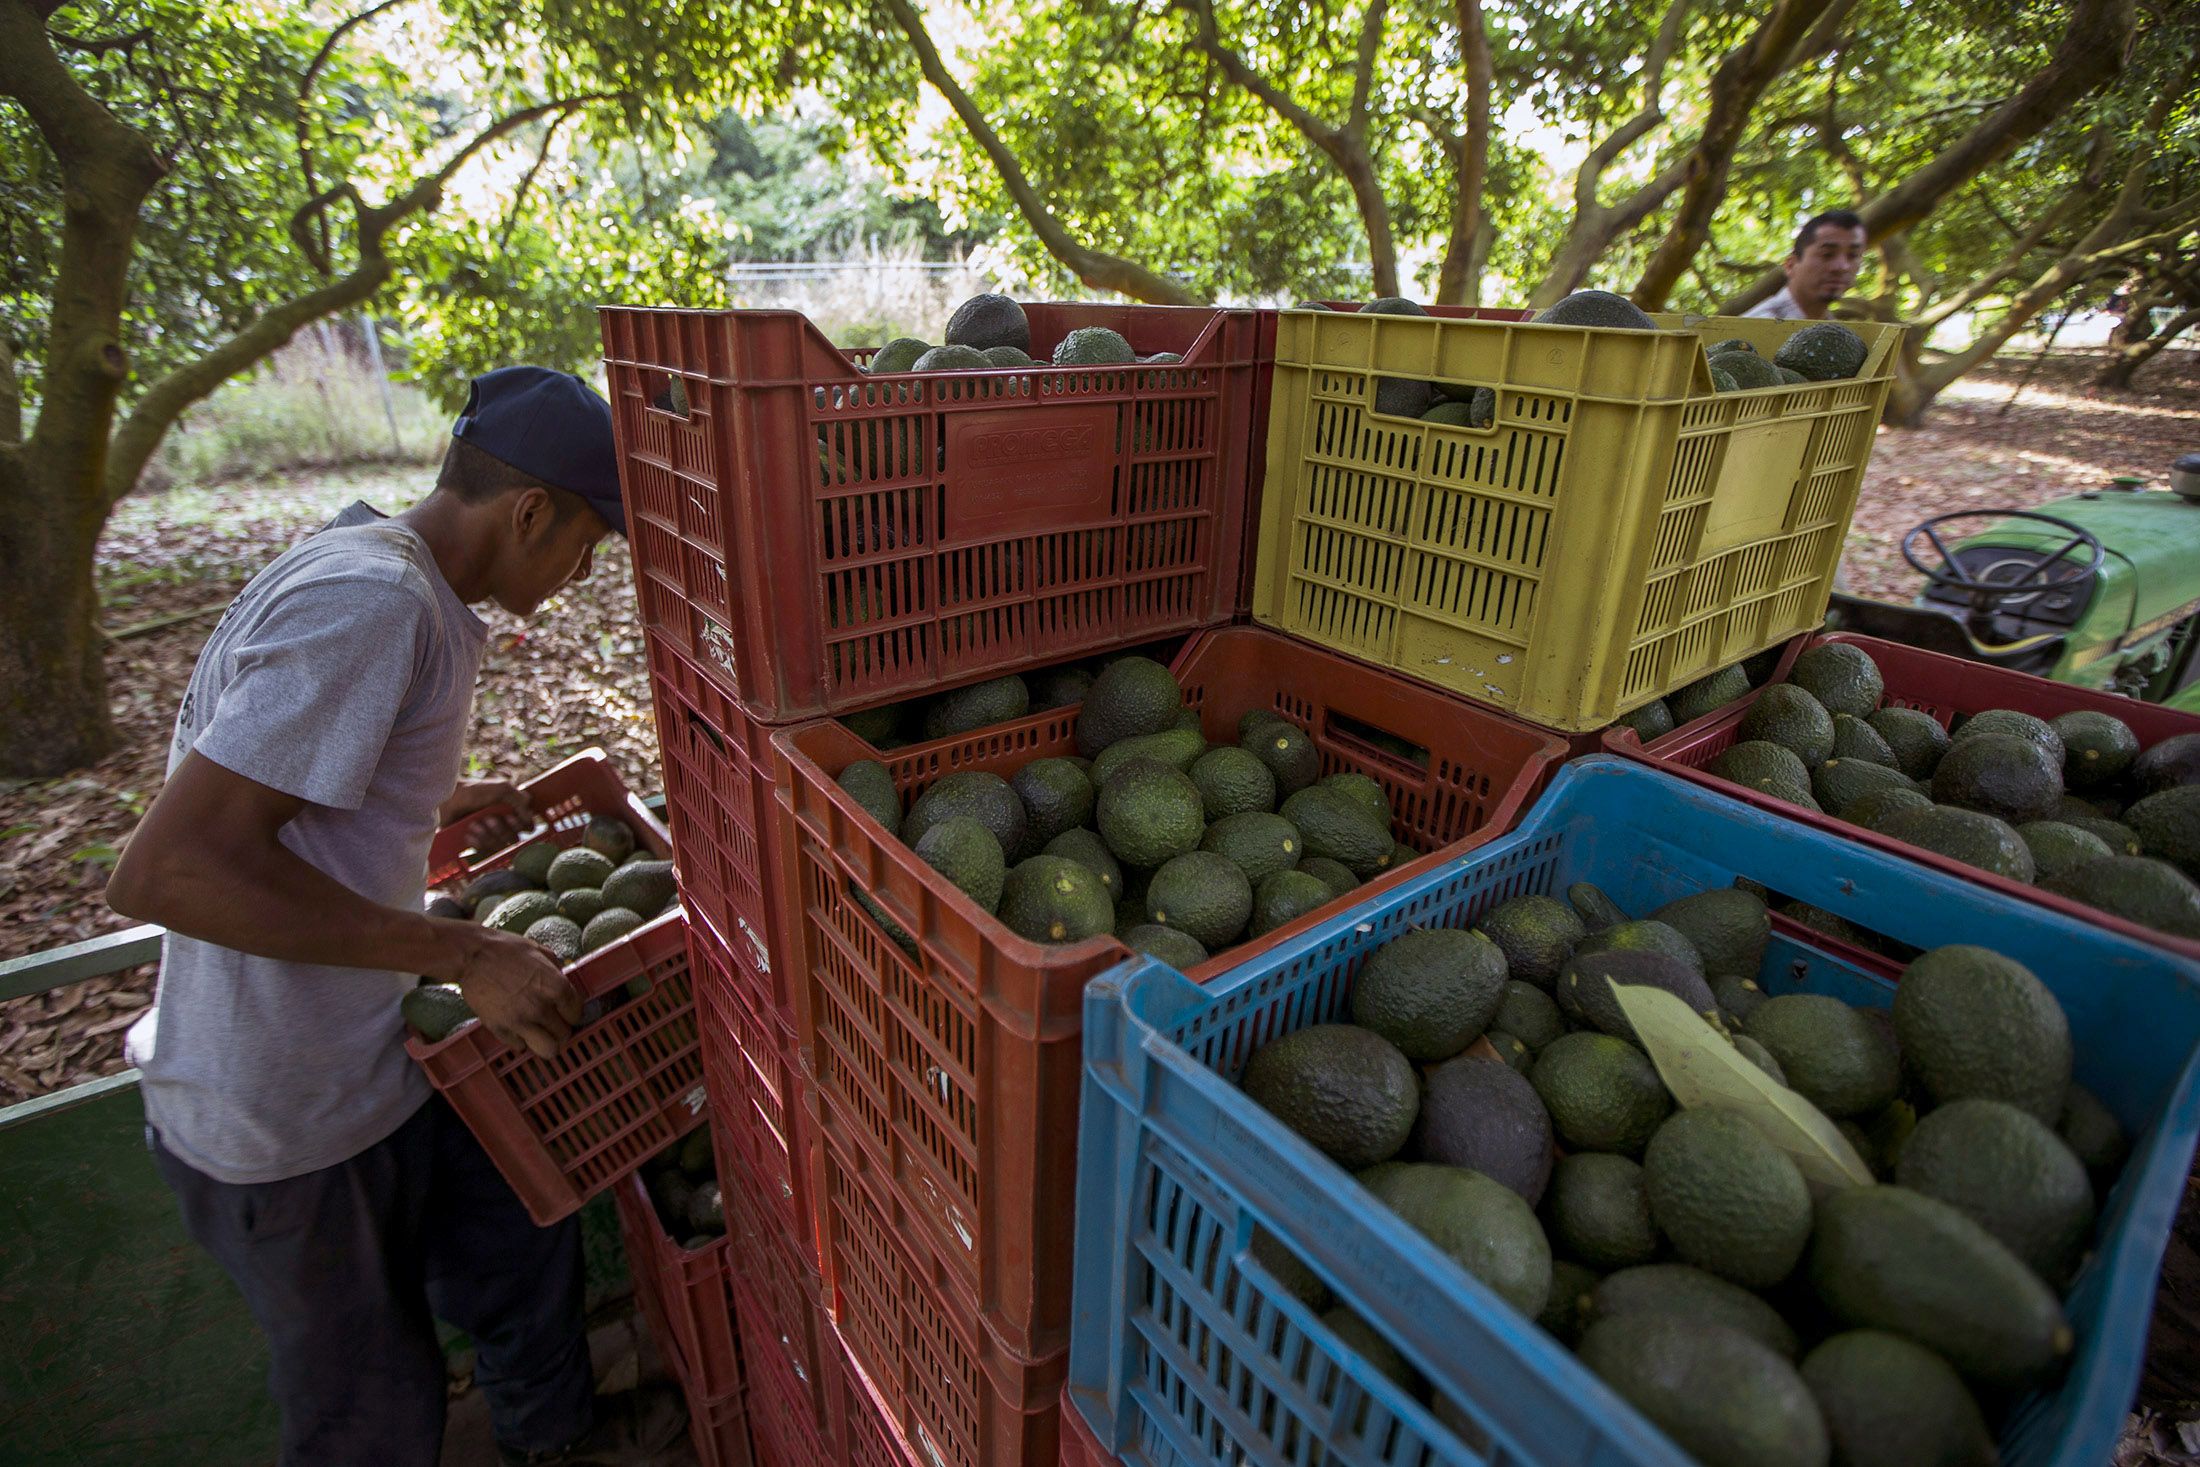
[447,924,583,1060]
[440,779,534,853]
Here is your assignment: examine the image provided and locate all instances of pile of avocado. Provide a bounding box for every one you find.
[642,1127,727,1251]
[401,815,678,1042]
[1694,641,2200,939]
[860,293,1183,375]
[1236,877,2124,1467]
[831,644,1183,753]
[834,653,1412,963]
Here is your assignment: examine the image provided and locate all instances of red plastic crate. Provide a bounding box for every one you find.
[687,921,820,1273]
[650,636,794,1018]
[612,1171,741,1399]
[815,1122,1064,1467]
[733,1266,835,1467]
[1056,1390,1115,1467]
[770,625,1566,1359]
[1607,631,2200,960]
[599,303,1266,723]
[687,1387,755,1467]
[425,746,671,889]
[828,1323,921,1467]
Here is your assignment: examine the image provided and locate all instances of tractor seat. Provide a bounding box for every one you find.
[1823,593,2065,675]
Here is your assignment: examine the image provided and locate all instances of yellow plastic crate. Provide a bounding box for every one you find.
[1248,311,1904,731]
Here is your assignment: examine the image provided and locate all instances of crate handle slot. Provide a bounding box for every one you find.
[1325,709,1430,774]
[645,371,692,420]
[683,707,726,755]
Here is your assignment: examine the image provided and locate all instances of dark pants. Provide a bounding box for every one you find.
[150,1097,593,1467]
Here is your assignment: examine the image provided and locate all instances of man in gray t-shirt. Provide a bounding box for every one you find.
[107,367,664,1467]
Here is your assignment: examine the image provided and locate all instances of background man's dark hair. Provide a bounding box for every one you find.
[436,436,585,521]
[1792,211,1865,258]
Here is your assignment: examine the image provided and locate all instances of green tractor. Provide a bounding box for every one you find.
[1827,464,2200,711]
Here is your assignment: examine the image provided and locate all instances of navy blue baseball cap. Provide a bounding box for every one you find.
[451,366,625,536]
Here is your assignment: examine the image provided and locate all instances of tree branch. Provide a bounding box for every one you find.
[1348,0,1389,130]
[877,0,1196,304]
[497,117,567,253]
[0,335,19,448]
[1721,0,2135,314]
[296,0,416,274]
[48,26,152,55]
[1434,0,1493,304]
[2094,303,2200,388]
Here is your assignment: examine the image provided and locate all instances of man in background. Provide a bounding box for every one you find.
[1746,211,1867,320]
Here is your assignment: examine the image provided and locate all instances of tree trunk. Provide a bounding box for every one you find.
[0,451,114,773]
[2093,305,2200,388]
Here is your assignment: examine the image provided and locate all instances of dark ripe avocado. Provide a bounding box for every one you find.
[1413,1051,1555,1205]
[1807,1185,2073,1389]
[510,838,561,887]
[1709,739,1814,802]
[547,846,616,895]
[1530,1032,1671,1155]
[1494,980,1566,1050]
[2043,853,2200,937]
[524,915,584,964]
[944,292,1031,353]
[1893,946,2071,1124]
[1952,707,2064,761]
[401,984,475,1042]
[1829,714,1897,767]
[1250,869,1333,937]
[1733,1033,1785,1084]
[461,867,538,916]
[1745,994,1900,1118]
[1588,1263,1799,1359]
[1846,785,1933,833]
[1800,1330,1995,1467]
[1577,1316,1829,1467]
[1543,1152,1659,1270]
[1373,377,1439,418]
[1361,296,1429,316]
[579,907,644,954]
[1712,972,1769,1026]
[1614,698,1675,741]
[1122,923,1209,970]
[1571,919,1702,975]
[1931,733,2063,825]
[1643,1108,1812,1288]
[1075,655,1183,757]
[912,344,987,372]
[1486,1030,1534,1072]
[584,815,637,862]
[2132,732,2200,794]
[1539,1260,1603,1348]
[1359,1162,1552,1318]
[2015,820,2115,882]
[913,816,1008,915]
[1052,327,1136,367]
[1789,642,1885,719]
[904,771,1026,858]
[1560,949,1719,1044]
[1894,1097,2095,1284]
[1869,707,1951,779]
[1565,882,1629,931]
[1298,856,1360,900]
[2124,784,2200,879]
[2057,1083,2129,1183]
[924,674,1031,739]
[1318,771,1392,826]
[1774,320,1870,381]
[1667,665,1750,725]
[1710,350,1781,389]
[425,894,468,921]
[1651,888,1769,977]
[1533,290,1656,330]
[1011,758,1096,850]
[1029,664,1094,711]
[1349,927,1507,1063]
[837,759,904,837]
[1473,894,1587,988]
[1814,758,1921,820]
[601,860,676,921]
[1042,829,1122,901]
[2063,813,2142,855]
[1239,1023,1419,1169]
[1879,805,2036,882]
[1740,684,1837,765]
[2051,709,2141,791]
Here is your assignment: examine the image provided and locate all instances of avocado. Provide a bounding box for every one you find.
[1250,869,1333,938]
[1200,811,1303,884]
[1121,923,1209,970]
[510,838,562,887]
[1530,1032,1671,1155]
[1578,1316,1829,1467]
[425,894,468,921]
[1075,655,1183,757]
[867,337,931,374]
[1539,1260,1602,1347]
[2051,709,2140,791]
[1473,894,1586,988]
[1709,740,1817,805]
[584,816,636,863]
[1828,714,1897,768]
[998,855,1114,944]
[1042,828,1123,899]
[1414,1052,1555,1204]
[1572,919,1702,975]
[1588,1263,1799,1359]
[1774,320,1870,381]
[1709,337,1757,356]
[1734,1033,1786,1084]
[1188,746,1276,820]
[1249,1225,1329,1311]
[1646,890,1768,979]
[1931,733,2064,825]
[1495,980,1566,1050]
[1051,326,1136,366]
[401,984,476,1042]
[923,675,1031,739]
[911,344,987,372]
[1868,707,1951,779]
[1362,296,1429,316]
[1280,786,1395,879]
[1895,1097,2094,1284]
[1144,851,1254,950]
[1708,365,1741,392]
[1320,1307,1417,1395]
[1487,1030,1535,1072]
[944,293,1031,353]
[1808,1185,2073,1388]
[837,759,904,836]
[1350,927,1507,1062]
[2015,820,2114,882]
[2062,813,2142,855]
[2057,1083,2129,1183]
[1775,365,1810,385]
[2043,853,2200,936]
[1800,1330,1995,1467]
[1643,1108,1812,1287]
[1878,805,2035,882]
[1373,376,1439,418]
[1789,642,1885,719]
[1240,1023,1419,1169]
[979,345,1032,368]
[1359,1163,1552,1317]
[1952,707,2063,762]
[1745,994,1901,1118]
[1543,1152,1659,1270]
[1668,665,1751,725]
[1614,698,1675,741]
[1423,395,1494,429]
[685,1179,725,1235]
[1740,684,1837,765]
[461,867,539,916]
[1319,771,1392,826]
[580,907,645,954]
[1533,289,1656,330]
[547,846,616,895]
[1812,761,1916,821]
[2132,732,2200,794]
[1298,856,1360,899]
[904,771,1027,858]
[1095,759,1206,869]
[1562,949,1720,1043]
[1090,727,1207,787]
[2124,784,2200,878]
[1010,759,1094,850]
[1709,349,1781,389]
[1712,972,1769,1027]
[1027,665,1094,711]
[1893,945,2070,1123]
[525,914,583,964]
[914,816,1008,915]
[1845,785,1933,832]
[484,890,562,935]
[1243,718,1321,796]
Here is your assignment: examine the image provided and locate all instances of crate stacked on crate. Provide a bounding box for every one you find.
[1607,631,2200,960]
[1248,310,1904,732]
[1067,757,2200,1467]
[768,623,1566,1467]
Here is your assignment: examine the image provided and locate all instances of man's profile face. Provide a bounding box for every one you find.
[1786,225,1867,307]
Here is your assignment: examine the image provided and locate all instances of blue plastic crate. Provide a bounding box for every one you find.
[1068,757,2200,1467]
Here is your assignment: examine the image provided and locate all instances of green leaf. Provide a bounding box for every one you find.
[69,843,122,867]
[0,824,36,840]
[1611,982,1874,1191]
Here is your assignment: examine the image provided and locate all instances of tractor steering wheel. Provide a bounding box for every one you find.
[1900,509,2105,612]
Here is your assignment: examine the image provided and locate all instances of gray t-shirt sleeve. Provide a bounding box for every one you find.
[191,577,429,810]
